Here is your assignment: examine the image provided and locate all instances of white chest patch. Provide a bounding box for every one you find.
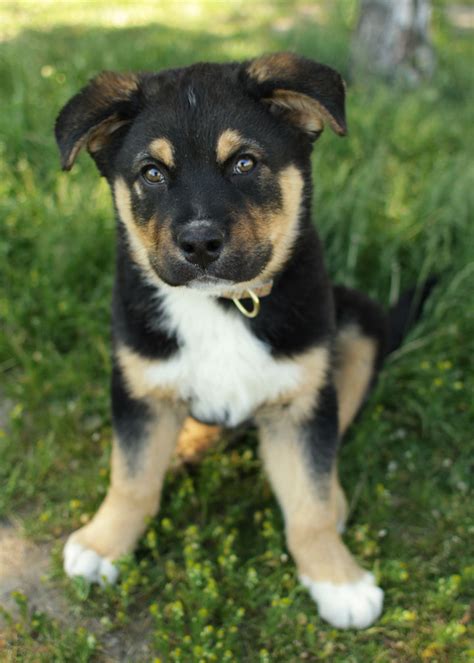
[144,289,303,426]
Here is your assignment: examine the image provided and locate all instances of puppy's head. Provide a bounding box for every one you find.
[56,53,346,290]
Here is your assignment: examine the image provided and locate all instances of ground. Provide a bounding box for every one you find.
[0,1,473,661]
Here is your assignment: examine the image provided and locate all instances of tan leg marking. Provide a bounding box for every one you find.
[71,410,181,558]
[258,417,363,585]
[175,417,222,463]
[258,344,329,423]
[257,344,384,627]
[64,405,185,582]
[115,344,178,401]
[256,345,363,583]
[334,325,377,436]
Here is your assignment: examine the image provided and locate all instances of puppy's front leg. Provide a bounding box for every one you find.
[257,383,383,629]
[63,366,185,585]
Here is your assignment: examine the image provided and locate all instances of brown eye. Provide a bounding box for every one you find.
[142,165,165,184]
[233,155,256,175]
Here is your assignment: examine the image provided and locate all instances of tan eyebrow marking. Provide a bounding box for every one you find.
[148,138,175,168]
[216,129,246,164]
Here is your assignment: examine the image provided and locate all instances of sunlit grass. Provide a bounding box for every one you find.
[0,0,335,42]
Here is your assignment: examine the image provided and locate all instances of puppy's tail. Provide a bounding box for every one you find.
[385,276,437,355]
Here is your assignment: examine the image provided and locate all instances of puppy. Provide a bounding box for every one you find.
[55,53,419,629]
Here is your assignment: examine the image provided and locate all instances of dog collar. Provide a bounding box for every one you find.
[220,281,273,319]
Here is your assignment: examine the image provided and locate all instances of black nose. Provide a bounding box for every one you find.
[177,223,224,269]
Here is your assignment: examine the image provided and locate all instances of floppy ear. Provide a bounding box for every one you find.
[55,72,142,171]
[242,52,346,139]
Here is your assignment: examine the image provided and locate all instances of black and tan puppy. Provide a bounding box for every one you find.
[56,53,417,629]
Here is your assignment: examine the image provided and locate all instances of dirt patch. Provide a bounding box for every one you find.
[0,522,67,620]
[0,523,152,661]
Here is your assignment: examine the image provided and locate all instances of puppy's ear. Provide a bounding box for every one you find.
[55,72,142,171]
[242,52,346,139]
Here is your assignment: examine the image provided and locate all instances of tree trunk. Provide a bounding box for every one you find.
[351,0,435,84]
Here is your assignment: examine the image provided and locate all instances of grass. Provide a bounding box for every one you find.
[1,0,473,661]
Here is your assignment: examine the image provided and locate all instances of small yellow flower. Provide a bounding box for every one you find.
[161,518,173,532]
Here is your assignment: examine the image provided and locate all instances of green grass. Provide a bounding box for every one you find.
[1,1,473,661]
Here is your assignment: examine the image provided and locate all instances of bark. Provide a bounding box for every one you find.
[351,0,435,84]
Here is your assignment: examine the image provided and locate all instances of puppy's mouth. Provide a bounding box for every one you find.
[188,274,232,286]
[150,244,273,291]
[186,275,235,295]
[186,275,274,300]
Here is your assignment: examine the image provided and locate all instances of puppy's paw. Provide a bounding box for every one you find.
[174,418,222,465]
[300,572,383,629]
[63,534,119,586]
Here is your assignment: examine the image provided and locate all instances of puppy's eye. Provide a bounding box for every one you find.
[233,155,256,175]
[141,165,165,185]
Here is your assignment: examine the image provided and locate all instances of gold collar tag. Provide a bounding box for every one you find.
[232,289,260,318]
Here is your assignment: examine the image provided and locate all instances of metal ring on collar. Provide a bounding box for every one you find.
[232,289,260,318]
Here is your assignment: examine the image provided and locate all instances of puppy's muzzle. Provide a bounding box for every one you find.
[177,221,224,269]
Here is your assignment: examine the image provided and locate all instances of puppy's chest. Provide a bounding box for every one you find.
[145,291,302,426]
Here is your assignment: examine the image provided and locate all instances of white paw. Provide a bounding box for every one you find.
[300,572,383,629]
[63,537,119,586]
